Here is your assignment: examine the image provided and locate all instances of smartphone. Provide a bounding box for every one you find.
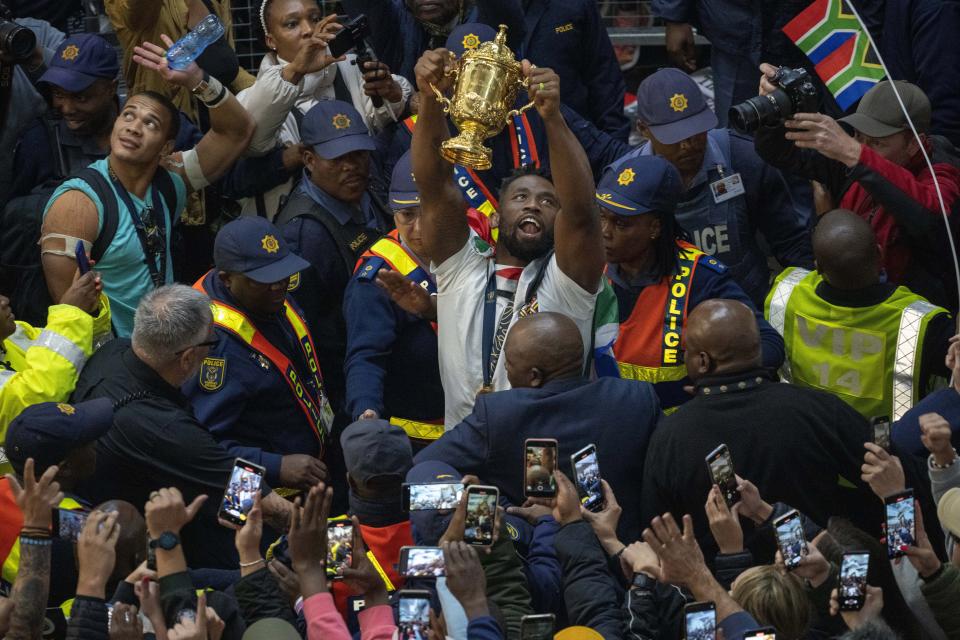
[399,546,445,578]
[871,416,891,451]
[53,508,89,542]
[463,485,498,546]
[524,438,558,498]
[520,614,556,640]
[326,520,354,579]
[743,628,776,640]
[398,590,432,640]
[838,551,870,611]
[218,458,265,527]
[402,482,464,511]
[571,444,604,512]
[328,14,369,58]
[705,444,740,507]
[773,509,807,570]
[75,239,91,275]
[884,489,915,558]
[683,601,716,640]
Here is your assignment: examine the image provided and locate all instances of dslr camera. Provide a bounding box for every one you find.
[729,66,818,134]
[0,3,36,63]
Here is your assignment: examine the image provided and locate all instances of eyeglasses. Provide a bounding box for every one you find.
[175,337,219,356]
[394,208,421,225]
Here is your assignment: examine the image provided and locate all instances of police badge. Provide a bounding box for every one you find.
[200,357,226,391]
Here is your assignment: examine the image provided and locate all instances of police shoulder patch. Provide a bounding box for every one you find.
[506,522,520,541]
[200,357,226,392]
[698,256,728,274]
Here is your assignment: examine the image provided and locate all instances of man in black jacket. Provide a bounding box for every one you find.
[640,298,878,564]
[71,284,291,570]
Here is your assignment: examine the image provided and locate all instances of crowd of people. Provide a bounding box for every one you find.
[2,0,960,639]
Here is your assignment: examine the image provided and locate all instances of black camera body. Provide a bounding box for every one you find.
[0,3,36,63]
[328,14,370,59]
[729,66,818,133]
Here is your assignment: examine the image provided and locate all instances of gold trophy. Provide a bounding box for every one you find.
[430,24,534,170]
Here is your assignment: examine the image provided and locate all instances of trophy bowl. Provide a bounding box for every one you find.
[431,24,533,170]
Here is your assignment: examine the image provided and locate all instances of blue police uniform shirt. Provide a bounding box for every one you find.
[607,129,813,306]
[183,274,323,486]
[343,254,444,423]
[41,158,185,337]
[606,254,785,409]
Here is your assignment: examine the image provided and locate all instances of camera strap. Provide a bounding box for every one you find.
[0,61,13,128]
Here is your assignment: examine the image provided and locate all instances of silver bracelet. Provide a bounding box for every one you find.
[239,557,265,568]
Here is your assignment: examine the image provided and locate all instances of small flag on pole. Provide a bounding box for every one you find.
[782,0,886,110]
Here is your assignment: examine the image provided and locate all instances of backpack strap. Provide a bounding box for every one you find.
[73,168,120,263]
[151,168,178,226]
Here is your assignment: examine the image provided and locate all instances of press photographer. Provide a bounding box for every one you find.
[752,63,960,309]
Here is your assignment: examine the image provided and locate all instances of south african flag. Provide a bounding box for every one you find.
[782,0,886,110]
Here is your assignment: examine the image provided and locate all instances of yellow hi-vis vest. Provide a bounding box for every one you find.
[765,267,948,421]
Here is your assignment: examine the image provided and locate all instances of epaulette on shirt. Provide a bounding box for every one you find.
[698,256,728,275]
[356,256,387,282]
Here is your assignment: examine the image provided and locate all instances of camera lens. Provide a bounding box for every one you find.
[728,90,793,133]
[0,19,37,62]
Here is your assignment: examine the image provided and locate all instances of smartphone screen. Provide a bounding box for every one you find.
[774,510,807,570]
[326,520,354,579]
[838,551,870,611]
[398,591,432,640]
[464,485,498,546]
[520,614,556,640]
[684,602,716,640]
[571,444,604,512]
[705,444,740,506]
[75,240,91,275]
[55,508,89,542]
[743,629,776,640]
[525,439,558,497]
[218,458,265,527]
[871,416,891,451]
[403,482,464,511]
[400,546,445,578]
[885,489,915,558]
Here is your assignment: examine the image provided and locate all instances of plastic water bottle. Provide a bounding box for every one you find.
[165,14,225,70]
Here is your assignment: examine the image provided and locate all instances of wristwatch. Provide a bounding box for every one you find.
[631,571,657,591]
[149,531,181,551]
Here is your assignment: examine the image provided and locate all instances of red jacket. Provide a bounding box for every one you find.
[839,142,960,285]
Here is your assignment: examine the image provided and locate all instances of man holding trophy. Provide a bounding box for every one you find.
[411,28,606,426]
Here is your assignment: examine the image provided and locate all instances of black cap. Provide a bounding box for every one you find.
[213,217,310,284]
[5,398,114,475]
[340,419,413,485]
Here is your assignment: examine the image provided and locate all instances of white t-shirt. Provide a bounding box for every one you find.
[434,232,600,426]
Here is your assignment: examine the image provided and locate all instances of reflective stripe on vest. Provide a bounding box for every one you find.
[356,232,435,294]
[892,300,941,420]
[765,268,946,420]
[389,416,445,441]
[194,276,331,442]
[613,242,702,384]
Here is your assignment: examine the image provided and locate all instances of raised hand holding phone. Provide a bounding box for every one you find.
[341,516,389,606]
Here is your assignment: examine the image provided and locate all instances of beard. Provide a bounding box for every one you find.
[499,224,555,262]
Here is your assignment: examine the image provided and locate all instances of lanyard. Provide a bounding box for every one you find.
[480,265,518,392]
[108,167,167,288]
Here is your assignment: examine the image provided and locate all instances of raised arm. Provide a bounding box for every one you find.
[524,63,604,293]
[132,35,256,192]
[411,49,471,265]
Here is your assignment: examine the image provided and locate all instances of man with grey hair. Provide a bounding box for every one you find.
[70,284,292,570]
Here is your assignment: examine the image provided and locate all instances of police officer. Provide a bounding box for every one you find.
[343,151,445,449]
[607,68,813,307]
[276,100,392,423]
[186,217,332,492]
[766,209,952,422]
[1,272,110,475]
[597,154,784,409]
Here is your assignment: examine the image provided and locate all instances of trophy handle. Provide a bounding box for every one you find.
[429,61,459,114]
[507,75,536,118]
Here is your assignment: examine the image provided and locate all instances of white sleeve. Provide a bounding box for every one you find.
[433,231,487,292]
[237,64,303,156]
[535,255,601,358]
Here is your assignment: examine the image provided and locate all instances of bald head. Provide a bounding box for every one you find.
[504,312,583,388]
[813,209,880,289]
[685,299,762,381]
[94,500,147,583]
